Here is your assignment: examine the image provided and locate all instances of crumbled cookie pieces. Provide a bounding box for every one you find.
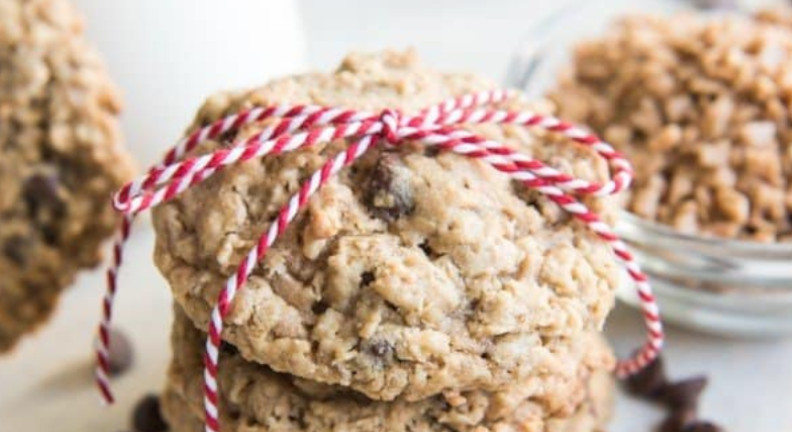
[552,13,792,242]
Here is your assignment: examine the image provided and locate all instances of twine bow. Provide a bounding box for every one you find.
[94,89,663,432]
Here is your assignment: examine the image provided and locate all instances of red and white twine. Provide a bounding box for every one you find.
[95,89,663,431]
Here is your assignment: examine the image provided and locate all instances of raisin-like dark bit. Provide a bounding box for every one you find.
[364,153,414,222]
[41,226,58,245]
[418,239,441,258]
[423,146,441,158]
[23,173,65,218]
[218,126,241,146]
[625,355,668,398]
[2,235,31,266]
[131,394,168,432]
[311,301,329,315]
[659,376,708,410]
[220,340,239,356]
[107,328,134,376]
[360,271,375,287]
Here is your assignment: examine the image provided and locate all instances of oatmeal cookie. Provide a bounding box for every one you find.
[0,0,134,352]
[152,50,619,401]
[161,305,614,432]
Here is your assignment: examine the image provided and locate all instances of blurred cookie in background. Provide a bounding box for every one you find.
[0,0,134,353]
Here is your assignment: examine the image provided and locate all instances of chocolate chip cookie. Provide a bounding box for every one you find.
[0,0,134,352]
[152,50,620,401]
[161,305,615,432]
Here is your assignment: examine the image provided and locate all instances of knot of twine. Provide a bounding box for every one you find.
[378,108,403,144]
[94,89,663,432]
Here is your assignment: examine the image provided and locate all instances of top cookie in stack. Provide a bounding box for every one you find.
[151,50,620,426]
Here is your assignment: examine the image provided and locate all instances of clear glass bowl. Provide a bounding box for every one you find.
[617,212,792,337]
[506,0,792,337]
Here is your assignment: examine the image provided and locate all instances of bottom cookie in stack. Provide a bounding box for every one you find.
[162,305,615,432]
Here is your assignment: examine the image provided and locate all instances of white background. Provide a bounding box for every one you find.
[1,1,791,431]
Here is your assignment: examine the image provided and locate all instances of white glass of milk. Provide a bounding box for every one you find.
[72,0,306,166]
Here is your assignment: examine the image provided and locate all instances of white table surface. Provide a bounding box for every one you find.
[2,1,792,431]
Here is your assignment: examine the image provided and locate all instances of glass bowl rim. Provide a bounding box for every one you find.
[618,211,792,255]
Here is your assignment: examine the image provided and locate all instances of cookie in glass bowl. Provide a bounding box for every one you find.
[546,11,792,335]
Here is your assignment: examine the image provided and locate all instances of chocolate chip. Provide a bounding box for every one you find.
[220,340,239,356]
[625,356,668,398]
[228,405,242,421]
[658,407,697,432]
[107,328,134,376]
[683,421,724,432]
[131,394,168,432]
[360,271,375,287]
[311,301,329,315]
[624,357,720,432]
[423,146,441,158]
[23,173,65,218]
[3,235,30,266]
[418,239,439,258]
[659,376,708,410]
[218,128,240,146]
[287,409,311,429]
[364,153,414,222]
[42,227,58,244]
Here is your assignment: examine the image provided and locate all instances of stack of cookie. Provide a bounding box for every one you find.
[152,51,621,432]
